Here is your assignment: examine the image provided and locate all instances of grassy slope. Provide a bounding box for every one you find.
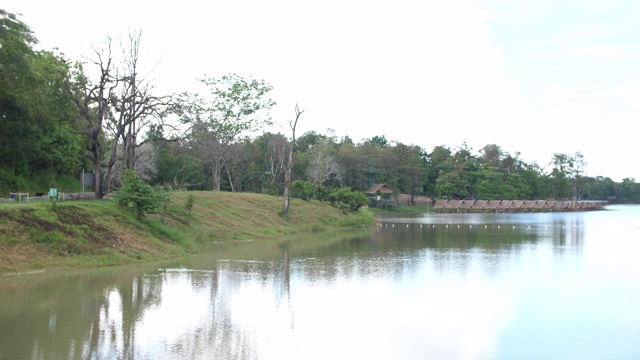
[0,192,374,273]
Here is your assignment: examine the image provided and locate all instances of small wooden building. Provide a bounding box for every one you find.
[365,183,394,197]
[365,183,394,208]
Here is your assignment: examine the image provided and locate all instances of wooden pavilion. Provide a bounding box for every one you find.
[365,183,395,208]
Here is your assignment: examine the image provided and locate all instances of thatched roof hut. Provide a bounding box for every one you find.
[365,183,394,195]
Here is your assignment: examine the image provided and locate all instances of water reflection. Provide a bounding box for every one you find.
[2,208,639,359]
[0,261,171,360]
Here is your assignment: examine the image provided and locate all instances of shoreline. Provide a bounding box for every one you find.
[0,192,375,274]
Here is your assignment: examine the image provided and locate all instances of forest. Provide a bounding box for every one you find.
[2,9,639,203]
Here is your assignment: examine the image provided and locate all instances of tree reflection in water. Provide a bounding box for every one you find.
[0,214,599,359]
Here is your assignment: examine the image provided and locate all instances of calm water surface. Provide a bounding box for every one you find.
[1,205,639,359]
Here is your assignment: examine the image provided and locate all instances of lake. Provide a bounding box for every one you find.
[1,205,639,360]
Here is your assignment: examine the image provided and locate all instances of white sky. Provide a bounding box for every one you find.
[4,0,640,181]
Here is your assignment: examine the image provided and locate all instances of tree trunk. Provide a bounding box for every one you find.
[283,169,291,214]
[210,152,224,191]
[94,157,102,199]
[282,105,304,214]
[225,163,235,192]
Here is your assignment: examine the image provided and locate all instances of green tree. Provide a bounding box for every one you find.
[571,151,587,200]
[616,178,640,202]
[549,153,573,199]
[424,145,452,197]
[475,165,501,199]
[30,50,84,174]
[478,144,504,169]
[366,135,388,149]
[0,10,37,170]
[505,173,531,199]
[0,11,82,176]
[336,136,368,190]
[150,126,205,190]
[391,142,425,204]
[184,74,275,191]
[434,143,477,199]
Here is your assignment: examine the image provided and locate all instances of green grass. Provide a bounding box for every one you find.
[0,191,375,273]
[145,218,196,250]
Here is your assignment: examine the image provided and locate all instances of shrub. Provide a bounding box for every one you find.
[263,181,282,196]
[289,181,369,213]
[314,184,332,202]
[185,193,196,211]
[115,170,166,218]
[0,168,28,195]
[331,187,369,212]
[291,180,314,200]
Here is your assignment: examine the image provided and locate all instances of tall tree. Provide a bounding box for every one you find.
[335,136,368,190]
[549,153,572,199]
[106,31,173,190]
[0,10,36,171]
[266,132,288,188]
[223,138,253,192]
[305,137,342,185]
[571,151,587,200]
[186,74,275,191]
[1,11,82,176]
[282,104,304,215]
[394,143,425,204]
[72,42,116,198]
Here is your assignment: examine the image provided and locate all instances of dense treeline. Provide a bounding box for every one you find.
[1,9,639,203]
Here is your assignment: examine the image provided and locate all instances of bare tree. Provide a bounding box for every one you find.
[267,133,288,185]
[109,141,157,184]
[306,148,343,185]
[282,104,304,215]
[104,31,173,191]
[72,40,117,199]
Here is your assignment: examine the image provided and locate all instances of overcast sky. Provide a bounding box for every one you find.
[4,0,640,181]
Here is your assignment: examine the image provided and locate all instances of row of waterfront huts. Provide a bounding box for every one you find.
[433,199,608,213]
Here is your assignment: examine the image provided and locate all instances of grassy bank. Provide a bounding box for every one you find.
[0,192,375,273]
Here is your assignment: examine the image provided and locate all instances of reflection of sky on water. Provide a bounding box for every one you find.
[2,206,639,359]
[126,207,640,359]
[124,254,516,360]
